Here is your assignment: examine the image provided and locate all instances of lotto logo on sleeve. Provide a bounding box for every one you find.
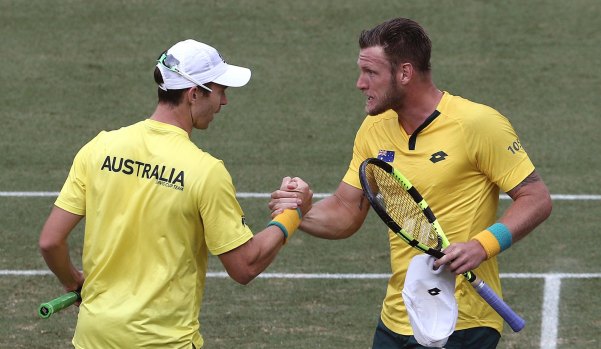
[377,150,395,162]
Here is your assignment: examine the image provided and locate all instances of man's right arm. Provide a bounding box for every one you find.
[271,180,370,240]
[39,206,85,292]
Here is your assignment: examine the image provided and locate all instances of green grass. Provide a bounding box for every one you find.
[1,0,600,348]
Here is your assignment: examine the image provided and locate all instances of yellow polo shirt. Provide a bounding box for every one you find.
[343,92,534,335]
[56,119,253,348]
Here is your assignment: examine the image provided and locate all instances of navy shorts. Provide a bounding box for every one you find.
[372,318,501,349]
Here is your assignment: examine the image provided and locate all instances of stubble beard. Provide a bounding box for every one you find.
[367,79,404,116]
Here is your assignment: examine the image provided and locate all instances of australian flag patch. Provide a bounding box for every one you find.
[377,150,395,162]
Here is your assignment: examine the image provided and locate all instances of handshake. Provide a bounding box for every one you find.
[266,177,314,241]
[269,176,313,216]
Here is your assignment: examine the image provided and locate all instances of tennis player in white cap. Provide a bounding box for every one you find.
[39,39,310,349]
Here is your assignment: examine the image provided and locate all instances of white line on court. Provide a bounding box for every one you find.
[0,192,60,197]
[3,270,600,279]
[540,275,561,349]
[1,192,601,200]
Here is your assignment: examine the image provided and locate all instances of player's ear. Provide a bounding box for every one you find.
[187,87,198,102]
[397,63,413,85]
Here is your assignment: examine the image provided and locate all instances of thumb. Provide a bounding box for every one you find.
[286,177,299,191]
[280,176,292,190]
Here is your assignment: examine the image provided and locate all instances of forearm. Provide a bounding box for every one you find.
[40,243,81,290]
[219,226,286,285]
[468,172,552,266]
[438,185,551,274]
[500,175,552,243]
[245,226,286,278]
[440,172,552,273]
[300,193,367,239]
[499,186,552,243]
[39,206,84,291]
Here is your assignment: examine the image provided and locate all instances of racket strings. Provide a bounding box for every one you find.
[369,165,440,249]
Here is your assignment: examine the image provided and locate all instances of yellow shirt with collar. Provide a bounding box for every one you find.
[56,119,253,348]
[343,92,534,335]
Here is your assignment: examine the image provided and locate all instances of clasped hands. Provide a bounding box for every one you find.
[269,177,313,218]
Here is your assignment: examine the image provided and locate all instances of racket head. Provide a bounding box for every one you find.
[359,158,443,255]
[359,158,527,331]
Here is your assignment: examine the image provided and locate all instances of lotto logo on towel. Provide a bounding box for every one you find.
[428,287,442,296]
[377,150,395,162]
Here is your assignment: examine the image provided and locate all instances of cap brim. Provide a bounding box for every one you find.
[212,64,251,87]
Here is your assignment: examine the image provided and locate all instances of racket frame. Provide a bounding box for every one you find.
[359,157,525,332]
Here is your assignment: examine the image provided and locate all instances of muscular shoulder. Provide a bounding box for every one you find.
[441,93,508,130]
[355,110,400,144]
[437,94,521,158]
[358,110,398,131]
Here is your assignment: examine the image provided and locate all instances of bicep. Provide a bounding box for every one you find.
[217,243,248,278]
[506,170,550,200]
[500,170,552,241]
[301,182,370,238]
[331,181,371,217]
[39,206,84,248]
[216,226,284,285]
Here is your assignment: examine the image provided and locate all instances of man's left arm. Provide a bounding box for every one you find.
[498,170,552,243]
[436,174,552,274]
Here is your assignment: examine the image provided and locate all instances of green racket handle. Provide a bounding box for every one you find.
[38,291,81,319]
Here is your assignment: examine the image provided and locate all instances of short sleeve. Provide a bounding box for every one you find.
[54,136,101,216]
[199,161,253,255]
[468,111,535,192]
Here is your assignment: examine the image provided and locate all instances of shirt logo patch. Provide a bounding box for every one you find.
[377,150,395,162]
[429,151,448,163]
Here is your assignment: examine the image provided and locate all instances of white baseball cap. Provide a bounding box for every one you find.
[402,255,458,348]
[156,39,251,91]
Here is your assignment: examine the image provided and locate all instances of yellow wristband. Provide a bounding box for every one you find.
[472,223,512,259]
[472,230,501,259]
[267,208,302,243]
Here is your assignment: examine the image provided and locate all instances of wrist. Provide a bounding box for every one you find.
[267,208,302,243]
[472,223,513,259]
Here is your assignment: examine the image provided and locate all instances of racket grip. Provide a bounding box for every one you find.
[38,291,81,319]
[473,279,526,332]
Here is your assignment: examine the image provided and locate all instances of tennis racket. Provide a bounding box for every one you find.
[359,157,525,332]
[38,290,81,319]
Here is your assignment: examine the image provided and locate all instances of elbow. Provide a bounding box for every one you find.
[334,219,364,240]
[227,265,262,285]
[543,194,553,220]
[528,183,553,223]
[219,243,265,285]
[330,227,359,240]
[539,184,553,221]
[529,190,553,229]
[39,233,69,259]
[343,219,365,238]
[234,276,254,286]
[39,236,60,254]
[228,269,257,285]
